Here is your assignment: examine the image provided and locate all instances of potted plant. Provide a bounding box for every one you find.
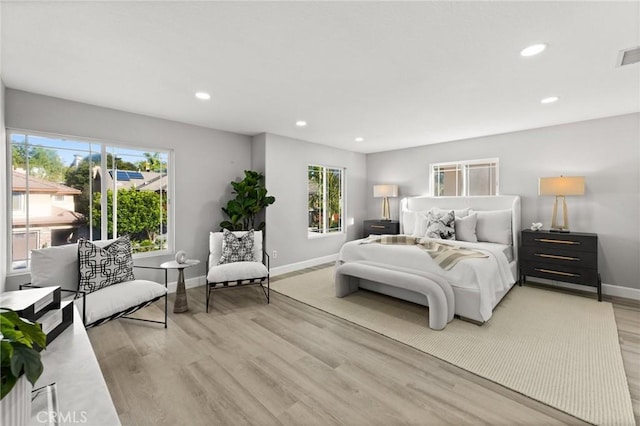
[220,170,275,231]
[1,309,47,425]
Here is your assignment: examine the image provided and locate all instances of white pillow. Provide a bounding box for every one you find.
[402,210,417,235]
[403,210,428,235]
[472,209,512,245]
[455,213,478,242]
[412,213,429,237]
[430,207,470,218]
[209,230,263,267]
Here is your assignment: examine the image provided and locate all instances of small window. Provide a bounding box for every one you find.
[12,192,25,212]
[308,165,344,235]
[431,158,498,196]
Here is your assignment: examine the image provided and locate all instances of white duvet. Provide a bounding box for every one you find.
[337,236,515,321]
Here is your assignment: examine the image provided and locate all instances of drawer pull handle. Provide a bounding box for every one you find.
[370,225,386,229]
[535,253,580,261]
[534,238,580,245]
[535,268,580,277]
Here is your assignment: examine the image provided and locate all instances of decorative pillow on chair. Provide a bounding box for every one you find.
[78,235,135,293]
[425,210,456,240]
[219,229,255,264]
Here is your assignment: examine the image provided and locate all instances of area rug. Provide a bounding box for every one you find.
[272,267,634,426]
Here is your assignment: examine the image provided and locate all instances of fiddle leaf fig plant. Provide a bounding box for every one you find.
[220,170,275,231]
[1,309,47,399]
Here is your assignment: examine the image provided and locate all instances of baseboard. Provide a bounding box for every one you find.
[271,254,338,276]
[526,277,640,301]
[602,283,640,301]
[166,275,206,294]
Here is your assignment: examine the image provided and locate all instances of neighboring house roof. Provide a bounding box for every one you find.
[95,169,168,192]
[12,170,81,195]
[12,206,85,227]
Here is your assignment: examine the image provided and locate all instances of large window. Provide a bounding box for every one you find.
[9,131,173,271]
[308,165,344,235]
[431,158,498,197]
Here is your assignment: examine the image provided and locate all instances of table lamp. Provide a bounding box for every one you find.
[373,184,398,221]
[538,176,585,232]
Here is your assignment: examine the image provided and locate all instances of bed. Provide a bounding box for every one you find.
[335,195,521,330]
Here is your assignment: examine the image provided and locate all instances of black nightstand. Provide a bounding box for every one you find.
[519,229,601,301]
[363,220,400,237]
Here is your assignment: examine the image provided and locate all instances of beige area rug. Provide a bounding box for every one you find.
[272,267,634,426]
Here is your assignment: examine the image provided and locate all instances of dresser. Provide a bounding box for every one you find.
[363,220,400,237]
[519,229,601,301]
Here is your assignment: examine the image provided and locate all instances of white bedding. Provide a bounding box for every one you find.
[337,236,515,321]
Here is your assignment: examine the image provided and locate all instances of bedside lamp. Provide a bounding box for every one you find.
[373,184,398,221]
[538,176,585,232]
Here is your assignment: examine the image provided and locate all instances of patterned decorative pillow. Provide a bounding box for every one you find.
[78,235,135,293]
[219,229,255,264]
[425,210,456,240]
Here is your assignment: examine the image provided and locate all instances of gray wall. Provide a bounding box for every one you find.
[263,133,367,269]
[4,89,252,290]
[367,113,640,290]
[0,81,6,292]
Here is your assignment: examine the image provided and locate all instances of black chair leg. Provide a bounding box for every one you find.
[164,293,168,329]
[206,284,210,313]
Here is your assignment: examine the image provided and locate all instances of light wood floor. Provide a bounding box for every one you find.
[88,268,640,426]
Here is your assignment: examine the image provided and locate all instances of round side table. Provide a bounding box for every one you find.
[160,259,200,313]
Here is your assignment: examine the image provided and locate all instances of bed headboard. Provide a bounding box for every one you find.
[400,195,521,259]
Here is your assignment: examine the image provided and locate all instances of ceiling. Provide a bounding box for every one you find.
[1,1,639,154]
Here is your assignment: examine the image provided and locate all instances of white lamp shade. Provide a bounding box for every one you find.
[539,176,585,196]
[373,184,398,198]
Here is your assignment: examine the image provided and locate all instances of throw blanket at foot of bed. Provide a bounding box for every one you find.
[335,260,455,330]
[361,235,488,271]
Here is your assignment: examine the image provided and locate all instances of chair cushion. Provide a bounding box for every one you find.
[31,239,115,291]
[207,262,268,284]
[219,229,254,264]
[78,236,135,293]
[209,230,263,266]
[75,279,167,326]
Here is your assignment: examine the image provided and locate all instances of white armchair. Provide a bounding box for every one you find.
[206,229,269,312]
[26,237,168,328]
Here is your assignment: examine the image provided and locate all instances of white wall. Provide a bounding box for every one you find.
[4,89,252,290]
[263,133,367,270]
[367,113,640,291]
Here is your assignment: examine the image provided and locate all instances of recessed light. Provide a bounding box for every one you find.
[541,96,559,104]
[520,43,547,57]
[295,120,307,127]
[195,92,211,100]
[355,137,364,142]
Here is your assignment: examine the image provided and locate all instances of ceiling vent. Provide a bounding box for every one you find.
[618,46,640,66]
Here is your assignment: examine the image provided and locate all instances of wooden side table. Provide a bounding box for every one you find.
[363,220,400,238]
[160,259,200,313]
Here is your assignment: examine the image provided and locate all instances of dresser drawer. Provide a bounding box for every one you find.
[520,261,599,287]
[364,220,399,236]
[519,246,597,269]
[521,231,597,253]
